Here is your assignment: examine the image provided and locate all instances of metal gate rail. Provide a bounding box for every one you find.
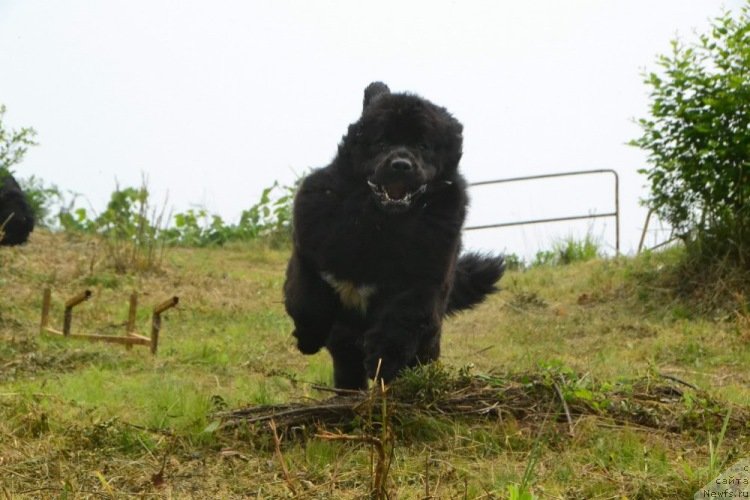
[465,169,620,254]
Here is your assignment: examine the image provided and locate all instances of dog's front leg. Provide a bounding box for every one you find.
[284,252,339,354]
[363,288,443,383]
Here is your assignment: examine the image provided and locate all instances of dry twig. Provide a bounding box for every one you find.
[553,380,575,436]
[317,431,387,498]
[269,419,297,496]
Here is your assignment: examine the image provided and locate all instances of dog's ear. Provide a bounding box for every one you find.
[363,82,390,111]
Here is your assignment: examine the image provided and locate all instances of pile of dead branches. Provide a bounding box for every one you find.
[218,366,748,439]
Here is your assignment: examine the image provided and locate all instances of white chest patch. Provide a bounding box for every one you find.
[321,272,377,314]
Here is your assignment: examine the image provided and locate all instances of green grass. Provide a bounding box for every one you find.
[532,232,602,267]
[1,231,749,498]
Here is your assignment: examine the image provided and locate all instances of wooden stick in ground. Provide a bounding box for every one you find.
[553,381,575,437]
[269,419,297,496]
[63,290,92,336]
[65,289,93,309]
[40,288,51,333]
[151,296,178,355]
[316,431,387,497]
[125,292,138,351]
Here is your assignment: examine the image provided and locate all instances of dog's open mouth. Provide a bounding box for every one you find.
[367,181,427,210]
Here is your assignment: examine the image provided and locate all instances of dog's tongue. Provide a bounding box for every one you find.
[385,182,408,200]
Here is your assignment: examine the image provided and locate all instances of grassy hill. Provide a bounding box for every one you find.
[1,231,749,498]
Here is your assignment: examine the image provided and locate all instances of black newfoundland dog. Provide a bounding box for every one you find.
[284,82,504,389]
[0,171,35,246]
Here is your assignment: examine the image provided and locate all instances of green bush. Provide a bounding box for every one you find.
[631,4,750,265]
[503,252,526,271]
[17,176,62,229]
[163,208,226,247]
[58,184,167,273]
[0,104,37,175]
[161,180,297,247]
[60,179,298,257]
[532,234,601,267]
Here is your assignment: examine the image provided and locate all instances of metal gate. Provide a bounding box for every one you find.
[465,169,620,255]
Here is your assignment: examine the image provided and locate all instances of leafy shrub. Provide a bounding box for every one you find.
[17,176,62,229]
[161,180,297,247]
[0,104,37,174]
[503,253,526,271]
[58,204,97,234]
[237,180,296,243]
[59,178,299,266]
[162,209,226,247]
[59,183,168,273]
[631,5,750,265]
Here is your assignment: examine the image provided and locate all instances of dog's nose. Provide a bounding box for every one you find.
[390,158,413,172]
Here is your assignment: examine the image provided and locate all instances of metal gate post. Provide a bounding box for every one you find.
[466,169,621,255]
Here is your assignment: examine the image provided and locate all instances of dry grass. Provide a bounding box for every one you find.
[1,231,749,498]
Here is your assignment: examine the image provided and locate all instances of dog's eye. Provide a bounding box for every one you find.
[374,141,387,151]
[418,142,430,151]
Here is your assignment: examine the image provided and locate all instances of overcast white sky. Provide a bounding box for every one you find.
[0,1,742,258]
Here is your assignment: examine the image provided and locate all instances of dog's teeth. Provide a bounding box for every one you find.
[370,183,428,208]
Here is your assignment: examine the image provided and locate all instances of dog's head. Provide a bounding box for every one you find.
[341,82,464,213]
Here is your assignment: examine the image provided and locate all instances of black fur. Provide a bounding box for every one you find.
[446,253,506,315]
[284,82,504,389]
[0,172,35,246]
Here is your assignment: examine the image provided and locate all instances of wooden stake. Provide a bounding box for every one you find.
[40,288,51,333]
[63,290,92,336]
[125,292,138,351]
[151,296,178,354]
[39,289,177,355]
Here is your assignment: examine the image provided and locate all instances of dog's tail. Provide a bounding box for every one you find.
[446,252,505,315]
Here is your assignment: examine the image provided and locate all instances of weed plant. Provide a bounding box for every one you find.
[532,233,602,267]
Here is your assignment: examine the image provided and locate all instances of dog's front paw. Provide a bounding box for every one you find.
[364,347,406,384]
